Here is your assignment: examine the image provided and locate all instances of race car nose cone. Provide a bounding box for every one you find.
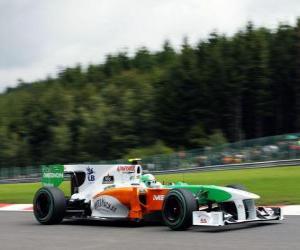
[224,187,260,200]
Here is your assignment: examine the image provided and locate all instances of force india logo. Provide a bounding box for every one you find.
[94,198,117,212]
[117,165,135,173]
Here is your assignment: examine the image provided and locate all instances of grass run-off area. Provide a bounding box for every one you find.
[0,166,300,205]
[157,166,300,205]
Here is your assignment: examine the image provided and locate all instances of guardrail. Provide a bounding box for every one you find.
[0,177,41,184]
[151,158,300,175]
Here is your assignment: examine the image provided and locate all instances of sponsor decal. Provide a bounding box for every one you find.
[197,214,210,224]
[94,197,117,212]
[153,194,165,201]
[86,167,95,182]
[43,173,64,178]
[92,195,129,218]
[102,175,114,184]
[41,165,64,187]
[200,217,208,224]
[117,165,135,173]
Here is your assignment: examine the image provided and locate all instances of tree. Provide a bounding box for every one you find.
[293,19,300,131]
[269,24,295,134]
[241,24,272,138]
[132,47,155,72]
[1,20,300,167]
[156,38,200,147]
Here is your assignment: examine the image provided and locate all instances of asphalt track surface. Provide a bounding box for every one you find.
[0,212,298,250]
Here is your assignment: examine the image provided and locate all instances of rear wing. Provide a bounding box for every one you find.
[41,164,64,187]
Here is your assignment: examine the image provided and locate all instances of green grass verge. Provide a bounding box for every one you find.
[0,182,70,204]
[157,166,300,205]
[0,166,299,205]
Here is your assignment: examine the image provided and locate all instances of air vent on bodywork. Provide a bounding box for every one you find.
[70,172,86,194]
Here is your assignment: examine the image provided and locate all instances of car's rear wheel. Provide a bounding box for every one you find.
[162,189,198,231]
[33,187,66,225]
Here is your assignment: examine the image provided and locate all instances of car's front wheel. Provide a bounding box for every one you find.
[162,189,198,230]
[33,187,66,225]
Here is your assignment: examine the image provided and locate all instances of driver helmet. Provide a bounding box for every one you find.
[141,174,156,187]
[128,158,142,165]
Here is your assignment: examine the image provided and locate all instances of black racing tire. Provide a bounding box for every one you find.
[226,184,247,191]
[162,189,198,231]
[33,187,66,225]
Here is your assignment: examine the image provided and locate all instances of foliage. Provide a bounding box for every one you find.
[207,129,228,147]
[125,141,174,158]
[1,20,300,166]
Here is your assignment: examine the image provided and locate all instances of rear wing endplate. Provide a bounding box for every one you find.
[41,164,64,187]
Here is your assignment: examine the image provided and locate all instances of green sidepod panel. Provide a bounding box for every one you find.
[164,183,232,204]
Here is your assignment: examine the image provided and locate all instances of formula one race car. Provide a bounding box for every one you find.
[33,163,283,230]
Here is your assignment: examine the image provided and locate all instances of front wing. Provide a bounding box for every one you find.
[192,206,283,226]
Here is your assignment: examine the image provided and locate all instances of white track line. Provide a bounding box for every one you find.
[282,205,300,216]
[0,204,33,212]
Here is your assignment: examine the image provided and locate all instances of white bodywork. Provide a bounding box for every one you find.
[222,187,260,200]
[221,187,259,220]
[64,164,143,218]
[192,186,283,226]
[193,208,283,226]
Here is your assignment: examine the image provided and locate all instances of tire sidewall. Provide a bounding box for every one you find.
[33,188,55,223]
[162,190,187,228]
[33,187,65,224]
[162,189,197,230]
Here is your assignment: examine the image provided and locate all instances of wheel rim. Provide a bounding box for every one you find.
[164,196,183,222]
[35,192,51,219]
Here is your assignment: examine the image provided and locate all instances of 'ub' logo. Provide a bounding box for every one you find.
[87,167,95,182]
